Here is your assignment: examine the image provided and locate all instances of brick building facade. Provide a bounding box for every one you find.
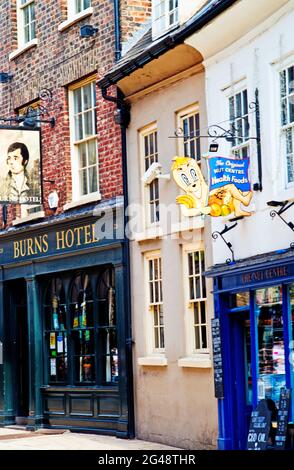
[0,0,151,435]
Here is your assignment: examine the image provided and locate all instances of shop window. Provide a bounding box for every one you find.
[187,250,207,352]
[141,126,160,225]
[146,253,165,352]
[280,65,294,186]
[69,78,99,201]
[17,0,36,47]
[229,291,250,309]
[70,273,95,384]
[256,286,286,406]
[178,105,201,162]
[45,277,68,384]
[152,0,179,39]
[44,268,118,386]
[229,89,250,159]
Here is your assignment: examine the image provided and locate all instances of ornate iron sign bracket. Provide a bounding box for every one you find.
[0,89,60,128]
[268,200,294,248]
[170,88,263,191]
[212,217,244,264]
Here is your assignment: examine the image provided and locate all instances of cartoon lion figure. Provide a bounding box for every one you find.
[172,156,253,217]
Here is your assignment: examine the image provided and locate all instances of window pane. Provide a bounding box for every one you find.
[79,169,88,195]
[256,286,286,406]
[194,303,199,324]
[194,325,200,350]
[188,253,193,276]
[194,252,200,275]
[201,325,207,349]
[74,89,82,114]
[88,166,98,193]
[84,110,93,137]
[83,84,93,111]
[88,140,97,166]
[78,142,87,168]
[75,115,83,140]
[200,301,206,324]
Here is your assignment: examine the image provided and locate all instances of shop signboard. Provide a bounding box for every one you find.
[247,399,272,450]
[275,387,291,450]
[0,127,42,204]
[211,318,224,399]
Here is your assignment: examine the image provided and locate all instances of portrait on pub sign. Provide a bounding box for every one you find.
[0,127,42,204]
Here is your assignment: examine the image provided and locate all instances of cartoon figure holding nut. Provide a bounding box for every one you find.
[172,156,253,218]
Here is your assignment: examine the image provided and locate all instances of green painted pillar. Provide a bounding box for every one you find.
[26,276,43,430]
[1,277,15,425]
[114,263,130,437]
[0,277,4,424]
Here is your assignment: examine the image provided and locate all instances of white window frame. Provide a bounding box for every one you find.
[17,0,36,48]
[59,1,93,32]
[68,0,92,18]
[177,104,201,162]
[182,245,208,356]
[228,87,250,160]
[68,77,100,203]
[279,63,294,189]
[144,252,165,355]
[140,123,160,228]
[152,0,179,39]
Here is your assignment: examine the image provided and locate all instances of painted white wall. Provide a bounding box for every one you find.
[202,3,294,266]
[126,72,218,448]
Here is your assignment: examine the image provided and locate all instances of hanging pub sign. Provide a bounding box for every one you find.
[0,127,42,204]
[171,156,253,218]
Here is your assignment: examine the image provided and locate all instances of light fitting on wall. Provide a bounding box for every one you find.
[80,25,98,38]
[209,143,219,152]
[0,72,13,84]
[48,190,59,211]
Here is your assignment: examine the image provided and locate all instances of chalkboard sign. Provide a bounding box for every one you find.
[247,400,272,450]
[275,387,291,450]
[211,318,224,399]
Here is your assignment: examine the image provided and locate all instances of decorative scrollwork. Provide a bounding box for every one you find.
[212,231,220,240]
[270,210,278,219]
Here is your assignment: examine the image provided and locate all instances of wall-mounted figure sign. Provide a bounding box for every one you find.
[172,156,253,217]
[0,127,41,204]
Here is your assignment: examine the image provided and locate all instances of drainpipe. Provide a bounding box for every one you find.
[101,4,134,436]
[113,0,121,62]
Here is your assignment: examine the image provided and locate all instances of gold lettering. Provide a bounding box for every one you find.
[73,226,83,246]
[27,238,35,256]
[56,231,65,250]
[84,225,92,244]
[42,234,49,253]
[34,236,42,253]
[92,223,98,242]
[14,241,20,259]
[20,240,26,258]
[65,229,74,248]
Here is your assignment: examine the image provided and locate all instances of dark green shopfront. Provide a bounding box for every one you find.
[0,207,133,437]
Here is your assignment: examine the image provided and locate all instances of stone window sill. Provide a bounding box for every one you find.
[9,38,38,61]
[178,356,212,369]
[137,356,168,367]
[13,210,45,226]
[58,7,94,32]
[63,192,101,211]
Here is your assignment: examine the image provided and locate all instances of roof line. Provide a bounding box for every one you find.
[98,0,238,89]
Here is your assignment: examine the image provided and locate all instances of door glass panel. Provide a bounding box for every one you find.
[244,312,252,405]
[256,286,286,405]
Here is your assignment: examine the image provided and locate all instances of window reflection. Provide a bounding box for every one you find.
[256,287,286,405]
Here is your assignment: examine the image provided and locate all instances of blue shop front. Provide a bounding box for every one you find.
[207,250,294,450]
[0,204,133,437]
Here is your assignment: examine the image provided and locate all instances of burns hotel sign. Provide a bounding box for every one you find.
[0,222,104,265]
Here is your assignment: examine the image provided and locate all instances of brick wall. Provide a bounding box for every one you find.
[0,0,146,227]
[120,0,152,44]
